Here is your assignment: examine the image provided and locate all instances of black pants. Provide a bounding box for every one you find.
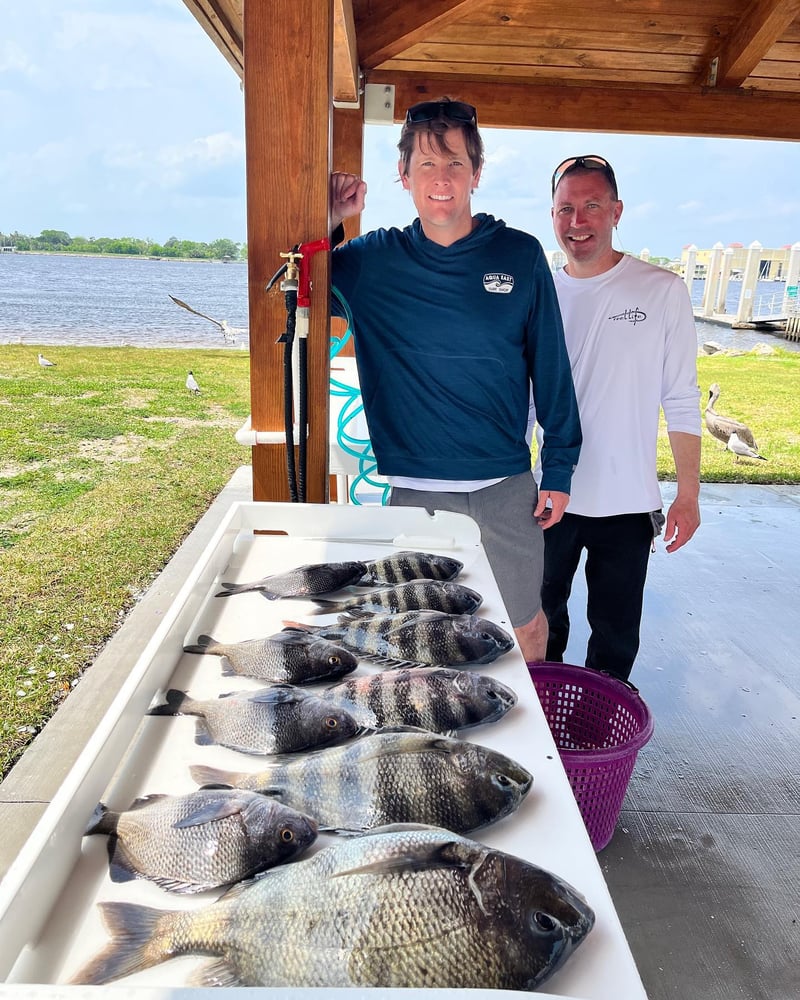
[541,511,654,681]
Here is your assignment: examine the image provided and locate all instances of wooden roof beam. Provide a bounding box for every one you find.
[376,74,800,142]
[358,0,474,68]
[703,0,800,88]
[181,0,243,78]
[334,0,361,104]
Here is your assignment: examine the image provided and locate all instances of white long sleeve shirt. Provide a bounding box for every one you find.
[534,254,701,517]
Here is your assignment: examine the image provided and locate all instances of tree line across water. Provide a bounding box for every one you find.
[0,229,245,261]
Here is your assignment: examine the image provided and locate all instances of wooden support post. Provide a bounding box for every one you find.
[243,1,333,503]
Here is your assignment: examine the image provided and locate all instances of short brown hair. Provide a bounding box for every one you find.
[398,98,484,175]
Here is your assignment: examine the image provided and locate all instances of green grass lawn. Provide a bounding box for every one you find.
[0,343,798,778]
[0,345,251,776]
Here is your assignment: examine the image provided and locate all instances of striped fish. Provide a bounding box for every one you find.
[190,728,532,835]
[307,579,483,616]
[281,610,515,668]
[361,550,463,584]
[319,667,517,733]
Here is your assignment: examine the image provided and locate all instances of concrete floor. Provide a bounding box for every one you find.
[1,472,798,998]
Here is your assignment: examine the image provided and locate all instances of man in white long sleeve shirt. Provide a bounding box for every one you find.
[538,155,701,680]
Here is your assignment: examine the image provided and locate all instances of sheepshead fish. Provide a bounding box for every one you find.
[148,685,359,755]
[83,788,317,894]
[183,631,358,683]
[215,560,367,599]
[190,727,532,834]
[307,579,483,616]
[282,610,515,668]
[319,667,517,734]
[70,825,594,989]
[361,550,463,584]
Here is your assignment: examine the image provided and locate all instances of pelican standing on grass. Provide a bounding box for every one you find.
[704,383,760,450]
[169,295,247,345]
[727,431,767,463]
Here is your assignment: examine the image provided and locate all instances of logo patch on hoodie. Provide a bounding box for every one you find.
[483,273,514,294]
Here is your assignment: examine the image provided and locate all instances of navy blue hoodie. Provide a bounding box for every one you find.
[332,214,581,493]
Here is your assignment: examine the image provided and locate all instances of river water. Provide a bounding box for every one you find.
[1,253,797,353]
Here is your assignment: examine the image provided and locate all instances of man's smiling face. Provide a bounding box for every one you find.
[399,128,482,247]
[552,170,623,278]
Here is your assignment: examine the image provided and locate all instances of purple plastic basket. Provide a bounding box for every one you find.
[527,662,654,851]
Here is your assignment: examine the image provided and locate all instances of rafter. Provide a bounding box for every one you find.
[707,0,800,88]
[357,1,474,68]
[334,0,360,104]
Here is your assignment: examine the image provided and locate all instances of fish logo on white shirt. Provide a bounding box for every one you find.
[608,307,647,325]
[483,273,514,294]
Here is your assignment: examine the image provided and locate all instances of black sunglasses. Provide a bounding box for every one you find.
[405,100,477,126]
[552,155,618,198]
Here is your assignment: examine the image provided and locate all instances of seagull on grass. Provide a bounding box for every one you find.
[38,353,56,368]
[186,371,201,395]
[169,295,247,345]
[727,431,767,463]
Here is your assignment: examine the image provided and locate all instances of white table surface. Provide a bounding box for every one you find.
[0,502,647,999]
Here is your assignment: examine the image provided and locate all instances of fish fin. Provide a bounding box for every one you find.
[281,620,314,632]
[173,795,250,829]
[248,684,305,706]
[127,794,169,810]
[257,589,282,601]
[147,689,189,716]
[363,654,429,670]
[107,839,143,885]
[189,764,237,787]
[194,719,215,747]
[146,875,212,895]
[68,902,175,986]
[183,634,218,654]
[188,959,247,988]
[219,656,236,676]
[330,839,475,879]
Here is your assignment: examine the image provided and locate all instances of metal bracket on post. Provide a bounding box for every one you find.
[364,84,395,125]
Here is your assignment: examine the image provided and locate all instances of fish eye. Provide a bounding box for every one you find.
[328,655,342,666]
[496,773,512,787]
[279,828,295,843]
[533,911,557,932]
[480,631,496,641]
[324,717,339,729]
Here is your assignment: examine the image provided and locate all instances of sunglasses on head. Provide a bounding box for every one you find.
[405,100,478,126]
[552,155,618,197]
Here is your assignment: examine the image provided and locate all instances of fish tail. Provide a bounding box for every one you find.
[190,763,238,787]
[281,620,313,632]
[84,802,116,836]
[69,902,180,985]
[183,634,219,654]
[147,689,191,717]
[214,581,254,597]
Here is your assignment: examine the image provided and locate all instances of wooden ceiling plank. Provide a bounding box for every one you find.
[711,0,800,88]
[397,43,701,73]
[434,25,714,55]
[357,0,475,67]
[377,74,800,141]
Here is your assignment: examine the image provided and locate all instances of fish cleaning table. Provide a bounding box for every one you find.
[0,501,648,999]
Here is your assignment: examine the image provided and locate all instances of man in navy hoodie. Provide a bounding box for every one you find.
[330,98,581,662]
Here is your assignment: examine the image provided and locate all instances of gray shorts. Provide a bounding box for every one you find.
[388,472,543,628]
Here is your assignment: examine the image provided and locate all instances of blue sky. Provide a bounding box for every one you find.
[3,0,800,259]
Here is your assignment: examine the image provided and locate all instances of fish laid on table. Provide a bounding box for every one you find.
[70,825,594,989]
[282,609,515,669]
[183,631,358,683]
[319,667,517,734]
[307,578,483,616]
[84,788,317,895]
[190,727,532,834]
[360,550,463,584]
[215,560,367,599]
[148,685,360,755]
